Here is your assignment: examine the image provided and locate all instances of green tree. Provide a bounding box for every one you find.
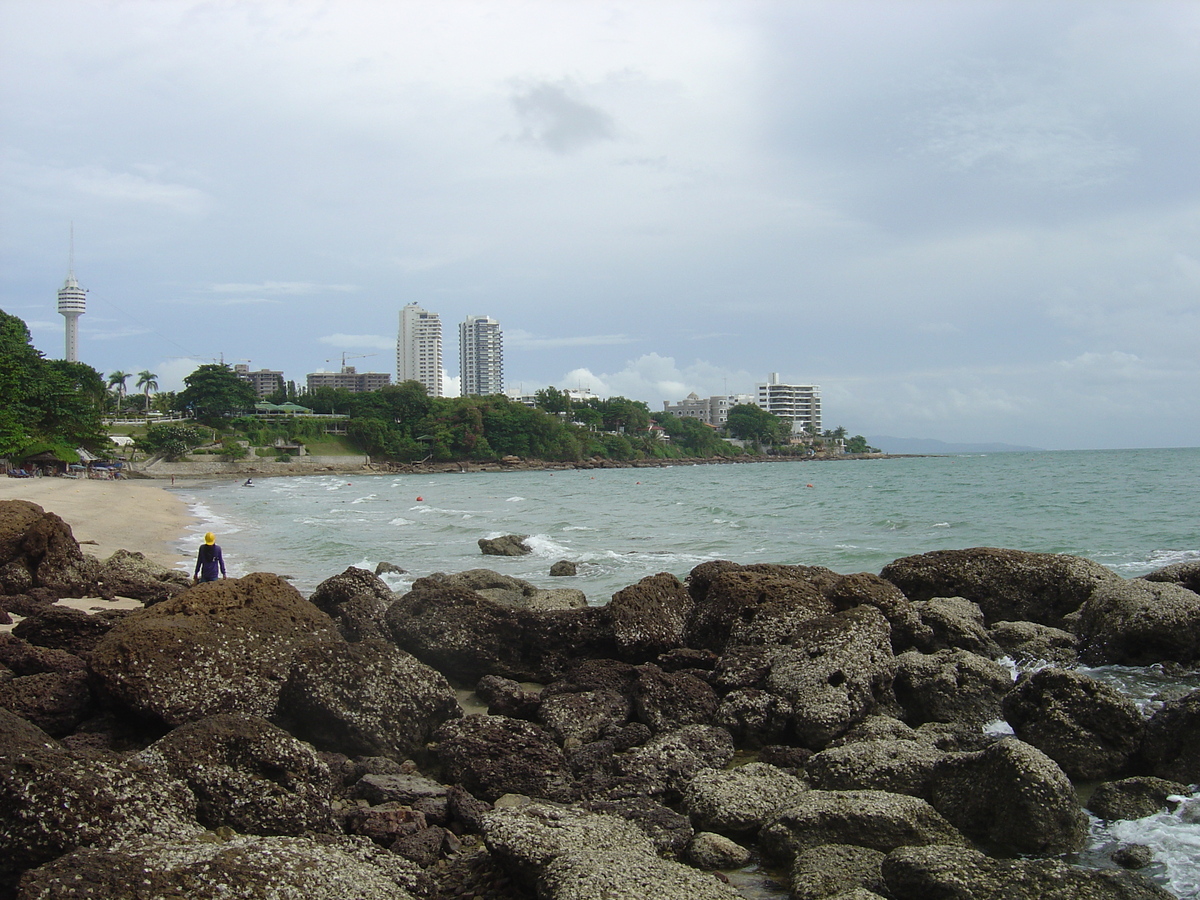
[107,370,131,405]
[726,404,785,444]
[176,364,257,422]
[136,370,158,408]
[137,423,207,460]
[534,386,572,415]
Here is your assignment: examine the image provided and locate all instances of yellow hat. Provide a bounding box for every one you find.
[204,532,215,545]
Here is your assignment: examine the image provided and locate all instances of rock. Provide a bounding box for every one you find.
[714,687,792,748]
[582,796,694,856]
[16,833,427,900]
[344,803,426,844]
[829,715,922,746]
[608,573,693,660]
[10,603,128,659]
[385,577,614,683]
[94,548,190,604]
[789,843,888,900]
[881,843,1175,900]
[276,638,461,763]
[476,674,541,719]
[308,566,395,642]
[478,534,532,556]
[539,684,632,745]
[764,605,896,748]
[1077,578,1200,665]
[550,560,578,577]
[912,596,1001,657]
[1141,687,1200,783]
[374,561,406,576]
[0,500,94,596]
[631,664,718,733]
[429,568,587,610]
[0,669,91,737]
[432,714,577,803]
[989,620,1079,665]
[1111,843,1155,869]
[1142,559,1200,594]
[613,725,735,802]
[805,739,944,799]
[881,547,1120,628]
[1001,667,1145,780]
[928,737,1089,855]
[688,831,751,869]
[892,649,1012,726]
[1087,776,1192,821]
[89,573,339,726]
[352,772,449,806]
[682,761,808,836]
[759,789,967,865]
[138,713,335,835]
[538,847,744,900]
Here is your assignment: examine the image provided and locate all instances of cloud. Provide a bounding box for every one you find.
[510,78,617,154]
[207,282,358,295]
[505,329,637,349]
[551,353,760,405]
[318,333,396,351]
[0,154,211,213]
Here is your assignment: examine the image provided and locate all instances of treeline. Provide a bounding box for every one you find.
[0,310,107,458]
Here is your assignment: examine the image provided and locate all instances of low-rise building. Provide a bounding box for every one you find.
[235,364,285,398]
[662,392,755,428]
[306,366,391,394]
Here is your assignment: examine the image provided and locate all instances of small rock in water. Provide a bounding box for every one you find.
[1111,843,1154,869]
[550,560,578,577]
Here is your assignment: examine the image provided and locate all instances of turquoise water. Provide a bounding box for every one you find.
[171,448,1200,599]
[170,447,1200,897]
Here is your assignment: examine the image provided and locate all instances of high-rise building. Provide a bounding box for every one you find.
[397,303,443,397]
[756,373,821,435]
[57,234,87,362]
[234,363,285,398]
[459,315,504,397]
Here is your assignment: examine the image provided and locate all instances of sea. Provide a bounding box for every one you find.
[169,447,1200,898]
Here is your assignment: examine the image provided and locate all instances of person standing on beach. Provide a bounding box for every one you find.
[193,532,227,583]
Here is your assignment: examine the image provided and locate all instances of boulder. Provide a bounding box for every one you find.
[764,605,896,748]
[911,596,1001,657]
[16,834,426,900]
[1087,776,1192,821]
[478,534,532,556]
[881,547,1120,628]
[608,572,693,660]
[789,843,888,900]
[1077,578,1200,665]
[1001,667,1145,780]
[138,713,335,835]
[475,674,541,719]
[631,664,718,733]
[374,561,406,576]
[428,568,587,610]
[11,603,128,659]
[687,831,751,870]
[759,789,967,865]
[1142,559,1200,594]
[826,571,932,652]
[892,649,1012,726]
[537,848,745,900]
[805,739,944,799]
[539,686,632,746]
[0,500,94,596]
[989,620,1079,665]
[1140,688,1200,783]
[582,796,694,856]
[432,714,577,803]
[93,548,190,604]
[0,669,92,737]
[882,843,1176,900]
[550,560,578,577]
[308,566,394,642]
[276,638,461,763]
[928,738,1089,855]
[682,761,808,836]
[89,573,339,726]
[613,725,735,802]
[714,687,793,748]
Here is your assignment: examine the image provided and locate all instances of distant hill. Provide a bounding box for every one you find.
[866,436,1046,455]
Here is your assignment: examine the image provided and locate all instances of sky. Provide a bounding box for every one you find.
[1,0,1198,450]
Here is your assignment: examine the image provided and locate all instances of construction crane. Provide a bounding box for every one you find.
[326,352,377,369]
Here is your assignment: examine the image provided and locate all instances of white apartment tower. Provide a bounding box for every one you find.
[397,303,443,397]
[756,373,822,435]
[57,233,87,362]
[459,315,504,396]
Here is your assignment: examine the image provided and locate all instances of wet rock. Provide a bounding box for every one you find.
[1001,667,1145,780]
[881,547,1120,628]
[613,725,735,802]
[609,572,693,660]
[789,843,887,900]
[1141,687,1200,783]
[1142,560,1200,594]
[344,803,426,845]
[682,761,808,837]
[432,714,577,803]
[989,620,1079,665]
[805,739,944,799]
[550,560,578,576]
[429,568,587,610]
[1078,578,1200,665]
[759,789,968,865]
[479,534,532,556]
[476,674,542,719]
[928,737,1089,855]
[912,596,1001,657]
[89,573,339,726]
[829,715,922,746]
[308,566,394,642]
[892,649,1012,726]
[16,833,427,900]
[138,713,335,835]
[688,832,751,869]
[1087,776,1192,821]
[374,561,406,576]
[1111,843,1155,869]
[94,548,189,604]
[277,638,461,763]
[881,843,1175,900]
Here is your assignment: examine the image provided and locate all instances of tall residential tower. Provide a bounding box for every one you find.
[57,233,87,362]
[459,315,504,396]
[397,303,443,397]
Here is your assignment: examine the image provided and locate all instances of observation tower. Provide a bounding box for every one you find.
[57,232,87,362]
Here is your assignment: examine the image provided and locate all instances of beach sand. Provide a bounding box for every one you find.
[0,477,193,570]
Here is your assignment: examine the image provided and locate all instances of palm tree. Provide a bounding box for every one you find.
[136,370,158,411]
[107,371,130,400]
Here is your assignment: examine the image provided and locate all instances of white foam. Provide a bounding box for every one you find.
[1091,791,1200,899]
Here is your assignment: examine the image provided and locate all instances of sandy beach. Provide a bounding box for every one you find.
[0,478,194,570]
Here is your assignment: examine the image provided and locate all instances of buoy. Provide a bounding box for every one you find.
[416,496,423,502]
[806,483,814,488]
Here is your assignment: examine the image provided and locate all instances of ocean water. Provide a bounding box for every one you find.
[169,447,1200,897]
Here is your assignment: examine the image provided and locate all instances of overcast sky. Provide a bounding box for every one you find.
[2,1,1198,450]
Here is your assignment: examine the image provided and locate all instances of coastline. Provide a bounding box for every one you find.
[0,478,193,569]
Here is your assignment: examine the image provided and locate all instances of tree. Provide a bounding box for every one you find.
[137,423,207,460]
[726,403,786,444]
[107,371,130,401]
[534,386,572,415]
[176,364,257,422]
[136,370,158,408]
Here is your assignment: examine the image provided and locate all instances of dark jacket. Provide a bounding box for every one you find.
[194,543,226,581]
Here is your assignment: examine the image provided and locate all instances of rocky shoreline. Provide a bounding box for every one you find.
[2,498,1198,899]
